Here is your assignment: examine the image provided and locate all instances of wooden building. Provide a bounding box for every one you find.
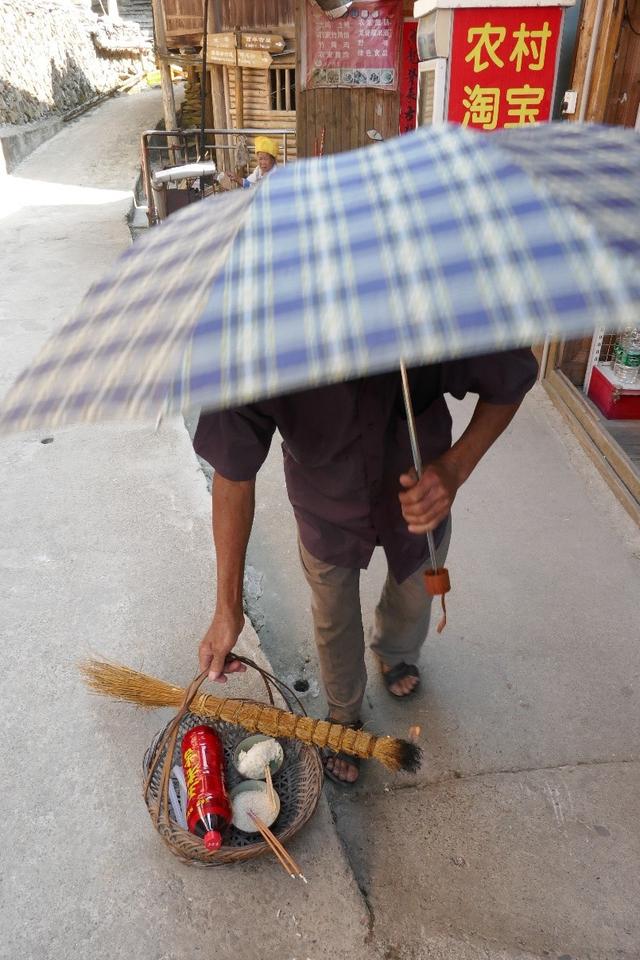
[151,0,415,161]
[151,0,297,156]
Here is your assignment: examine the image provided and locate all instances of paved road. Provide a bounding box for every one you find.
[0,91,371,960]
[246,390,640,959]
[2,88,639,960]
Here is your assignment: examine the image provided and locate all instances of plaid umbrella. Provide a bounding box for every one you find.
[1,122,639,434]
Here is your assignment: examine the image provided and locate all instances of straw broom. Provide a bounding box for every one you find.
[79,659,422,773]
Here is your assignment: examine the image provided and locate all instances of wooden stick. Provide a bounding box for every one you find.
[251,812,307,883]
[250,812,298,878]
[248,811,295,878]
[264,763,276,812]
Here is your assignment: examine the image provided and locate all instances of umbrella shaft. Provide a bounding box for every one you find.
[400,361,438,573]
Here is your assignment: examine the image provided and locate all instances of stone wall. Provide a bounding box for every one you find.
[0,0,152,125]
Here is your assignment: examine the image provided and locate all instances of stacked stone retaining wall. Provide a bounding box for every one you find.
[0,0,151,126]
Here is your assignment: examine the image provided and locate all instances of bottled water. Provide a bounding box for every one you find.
[612,328,640,386]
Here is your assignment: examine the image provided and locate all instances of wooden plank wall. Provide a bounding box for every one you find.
[162,0,295,44]
[604,0,640,126]
[226,63,298,158]
[294,0,404,157]
[295,0,413,157]
[162,0,203,40]
[220,0,294,31]
[296,87,399,156]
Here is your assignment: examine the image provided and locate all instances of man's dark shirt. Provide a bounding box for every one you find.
[194,350,537,582]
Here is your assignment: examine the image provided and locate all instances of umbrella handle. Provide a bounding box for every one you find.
[399,360,439,573]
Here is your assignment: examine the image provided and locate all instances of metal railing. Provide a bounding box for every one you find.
[141,127,295,224]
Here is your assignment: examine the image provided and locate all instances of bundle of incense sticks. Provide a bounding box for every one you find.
[249,811,307,883]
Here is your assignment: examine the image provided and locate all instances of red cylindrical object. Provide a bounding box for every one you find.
[181,725,232,851]
[424,567,451,597]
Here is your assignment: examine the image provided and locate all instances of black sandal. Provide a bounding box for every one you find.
[380,661,420,699]
[321,717,362,787]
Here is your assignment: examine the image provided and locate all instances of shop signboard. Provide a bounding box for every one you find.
[399,20,419,132]
[447,6,563,129]
[305,0,403,90]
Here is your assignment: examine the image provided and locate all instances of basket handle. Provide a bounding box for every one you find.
[232,655,307,716]
[143,669,209,826]
[143,656,307,827]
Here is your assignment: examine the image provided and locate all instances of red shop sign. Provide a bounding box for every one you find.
[305,0,403,91]
[399,20,419,133]
[447,6,563,130]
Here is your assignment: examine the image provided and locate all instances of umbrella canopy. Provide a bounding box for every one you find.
[1,123,639,435]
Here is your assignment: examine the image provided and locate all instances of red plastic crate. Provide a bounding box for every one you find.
[587,363,640,420]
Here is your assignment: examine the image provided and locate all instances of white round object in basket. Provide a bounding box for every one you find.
[233,734,284,779]
[230,780,281,834]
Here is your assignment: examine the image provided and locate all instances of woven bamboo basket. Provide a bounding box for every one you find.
[142,658,323,865]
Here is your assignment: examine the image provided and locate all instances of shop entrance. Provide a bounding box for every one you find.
[542,0,640,522]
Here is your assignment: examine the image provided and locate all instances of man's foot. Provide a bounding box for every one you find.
[380,661,420,699]
[322,717,362,786]
[323,752,360,784]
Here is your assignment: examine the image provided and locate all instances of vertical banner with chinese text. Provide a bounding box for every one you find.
[447,6,563,130]
[305,0,403,91]
[399,21,419,133]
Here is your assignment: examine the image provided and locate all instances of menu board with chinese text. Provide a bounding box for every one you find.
[305,0,402,91]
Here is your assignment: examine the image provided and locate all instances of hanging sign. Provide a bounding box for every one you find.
[237,49,273,68]
[206,45,273,68]
[206,32,237,49]
[447,6,563,130]
[206,32,283,64]
[399,20,418,133]
[305,0,403,91]
[206,46,237,66]
[240,33,286,52]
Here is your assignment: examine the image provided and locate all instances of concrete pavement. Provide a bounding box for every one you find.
[0,91,371,960]
[247,392,640,959]
[2,86,639,960]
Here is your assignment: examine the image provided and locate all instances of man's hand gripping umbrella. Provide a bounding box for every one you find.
[399,361,452,633]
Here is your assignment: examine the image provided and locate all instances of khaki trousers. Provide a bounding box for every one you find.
[297,518,452,724]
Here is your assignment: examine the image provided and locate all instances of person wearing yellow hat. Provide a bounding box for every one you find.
[230,136,279,188]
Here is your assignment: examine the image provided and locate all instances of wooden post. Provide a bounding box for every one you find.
[150,0,178,142]
[295,0,307,154]
[234,67,244,127]
[234,28,245,129]
[222,65,237,168]
[208,0,228,170]
[152,182,168,221]
[604,0,640,126]
[584,0,626,121]
[568,0,626,122]
[210,66,227,168]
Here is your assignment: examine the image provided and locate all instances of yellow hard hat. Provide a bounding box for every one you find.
[254,136,279,159]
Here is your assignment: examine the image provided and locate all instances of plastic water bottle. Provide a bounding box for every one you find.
[181,725,232,850]
[612,328,640,385]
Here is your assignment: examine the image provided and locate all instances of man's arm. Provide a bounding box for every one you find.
[198,472,256,682]
[399,398,521,533]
